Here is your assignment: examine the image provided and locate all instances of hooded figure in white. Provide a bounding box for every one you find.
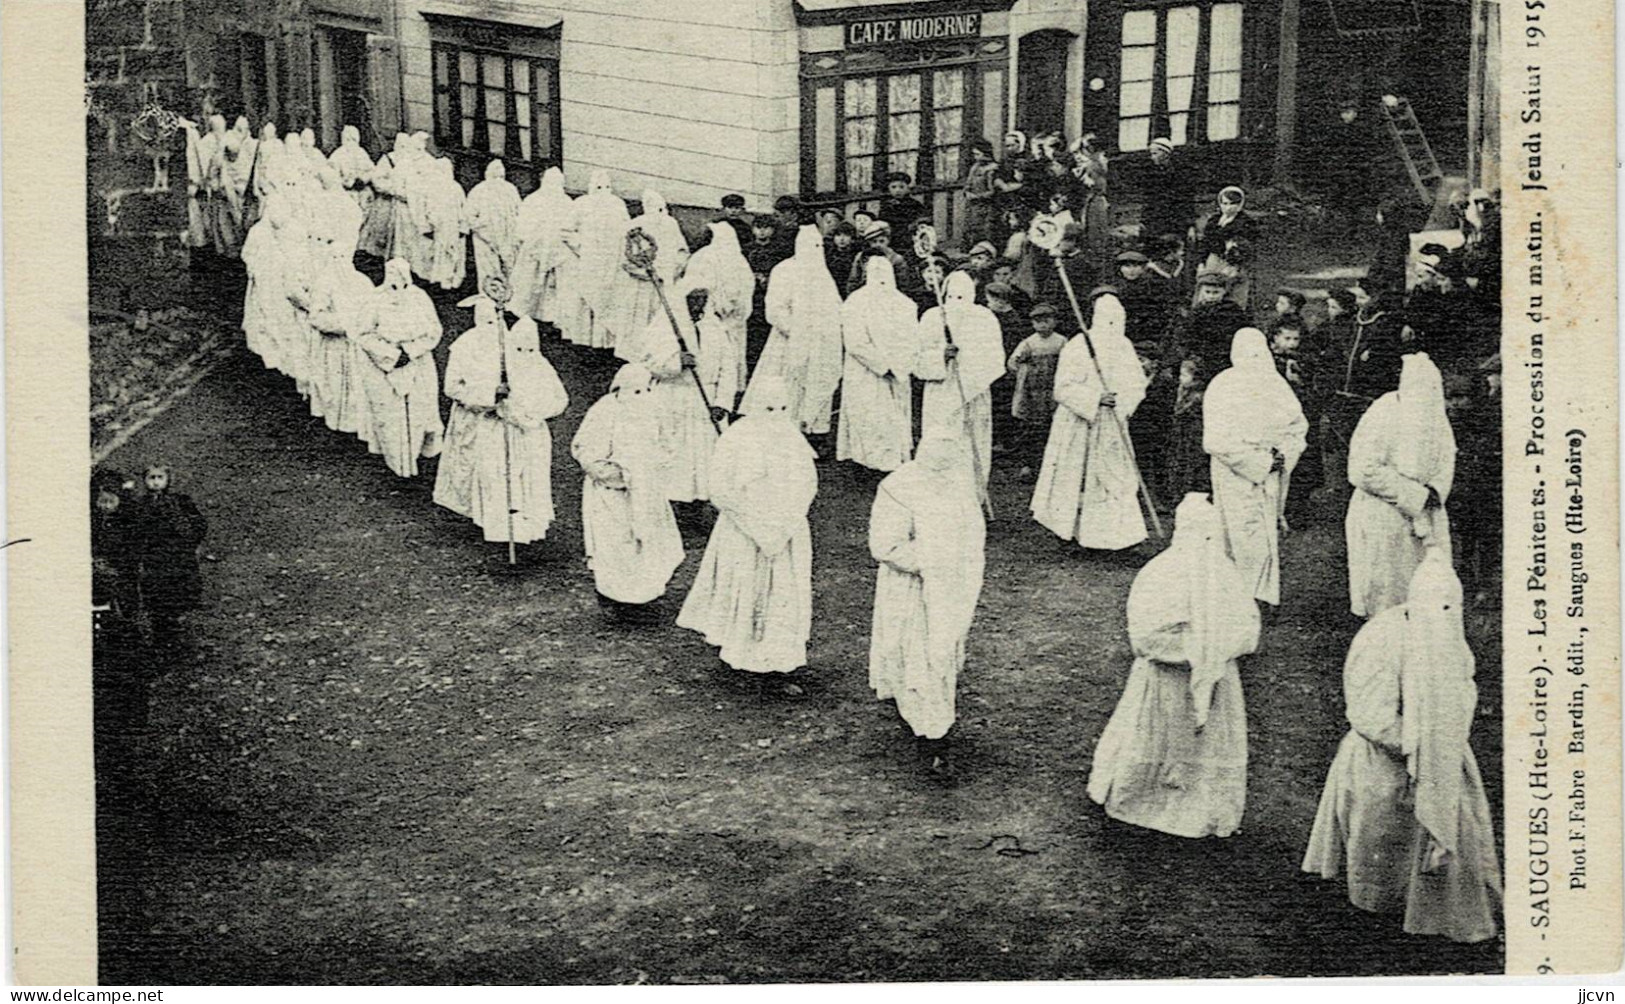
[1346,352,1456,618]
[741,225,844,436]
[914,270,1005,492]
[509,167,576,324]
[571,364,685,605]
[302,173,367,429]
[1087,493,1260,837]
[678,375,817,674]
[182,114,226,251]
[465,159,522,291]
[240,192,307,376]
[420,157,468,290]
[328,125,375,212]
[868,432,987,742]
[1031,292,1149,550]
[607,189,690,356]
[615,291,719,503]
[359,133,409,259]
[435,297,570,544]
[837,255,920,471]
[1303,551,1500,944]
[392,133,434,275]
[300,127,328,174]
[305,219,380,442]
[353,258,445,477]
[560,170,630,349]
[1203,328,1308,606]
[678,222,756,413]
[211,117,255,255]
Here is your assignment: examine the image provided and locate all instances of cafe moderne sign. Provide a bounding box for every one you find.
[846,11,982,47]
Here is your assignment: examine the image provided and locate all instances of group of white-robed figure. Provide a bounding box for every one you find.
[1084,345,1492,943]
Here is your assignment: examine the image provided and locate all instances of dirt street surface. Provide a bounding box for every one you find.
[96,286,1503,984]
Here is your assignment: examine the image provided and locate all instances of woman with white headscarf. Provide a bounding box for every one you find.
[606,190,690,355]
[678,374,817,676]
[435,296,569,545]
[1194,186,1258,308]
[561,170,631,349]
[465,159,521,291]
[359,133,409,259]
[1031,292,1150,550]
[837,255,920,472]
[420,158,468,290]
[618,289,719,502]
[869,432,987,773]
[1203,328,1307,606]
[572,364,685,615]
[353,258,444,477]
[741,224,844,437]
[328,125,375,212]
[1303,551,1500,943]
[1346,352,1456,618]
[508,167,576,324]
[678,221,756,413]
[1087,493,1260,836]
[915,270,1007,494]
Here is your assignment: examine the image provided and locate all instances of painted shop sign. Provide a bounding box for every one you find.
[846,12,982,48]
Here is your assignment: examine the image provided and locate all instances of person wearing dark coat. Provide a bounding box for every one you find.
[1137,138,1197,243]
[1178,270,1252,382]
[1114,250,1176,349]
[715,193,754,248]
[878,172,930,237]
[92,468,142,645]
[133,464,208,645]
[824,220,862,297]
[1033,223,1098,318]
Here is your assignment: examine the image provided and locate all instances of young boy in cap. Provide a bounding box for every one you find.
[1180,268,1250,382]
[1270,314,1320,526]
[850,220,915,299]
[879,171,930,237]
[1115,248,1174,350]
[1006,302,1069,476]
[716,193,753,247]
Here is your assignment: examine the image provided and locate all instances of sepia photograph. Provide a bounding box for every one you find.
[77,0,1511,985]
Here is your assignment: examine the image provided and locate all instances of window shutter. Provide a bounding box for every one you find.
[367,34,403,152]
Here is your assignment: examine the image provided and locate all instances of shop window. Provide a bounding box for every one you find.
[1115,2,1245,152]
[819,66,986,199]
[431,42,559,168]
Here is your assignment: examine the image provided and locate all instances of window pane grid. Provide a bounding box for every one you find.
[1115,3,1245,152]
[431,43,559,166]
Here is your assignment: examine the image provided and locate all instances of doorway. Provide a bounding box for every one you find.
[316,25,373,153]
[1016,29,1074,139]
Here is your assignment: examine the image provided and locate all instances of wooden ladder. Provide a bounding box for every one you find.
[1379,96,1443,205]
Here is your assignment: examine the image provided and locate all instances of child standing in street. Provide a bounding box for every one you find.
[1007,303,1068,476]
[134,464,208,651]
[1271,317,1321,528]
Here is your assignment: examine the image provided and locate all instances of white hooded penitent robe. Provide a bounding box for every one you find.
[1086,493,1260,836]
[677,382,817,673]
[1346,352,1457,618]
[353,258,445,477]
[560,170,630,349]
[740,225,844,435]
[571,365,685,603]
[509,167,576,325]
[1030,294,1150,550]
[679,222,756,413]
[1203,328,1308,606]
[914,271,1004,491]
[868,435,987,739]
[435,303,569,543]
[836,256,920,472]
[618,309,719,503]
[1302,552,1500,943]
[465,159,522,291]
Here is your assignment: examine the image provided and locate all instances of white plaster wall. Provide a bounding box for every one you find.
[393,0,800,209]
